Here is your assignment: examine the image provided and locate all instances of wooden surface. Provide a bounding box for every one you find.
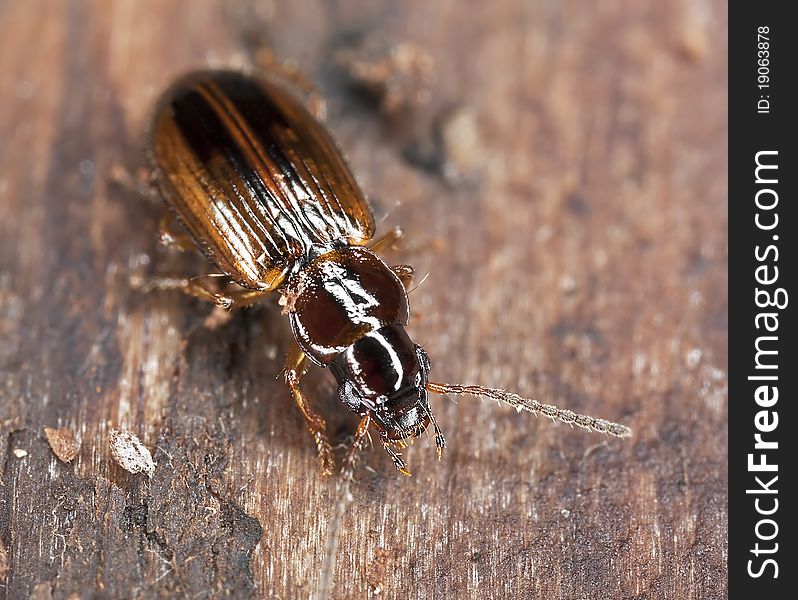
[0,1,727,598]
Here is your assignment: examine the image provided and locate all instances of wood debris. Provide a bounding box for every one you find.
[44,427,79,463]
[109,428,156,477]
[335,38,433,115]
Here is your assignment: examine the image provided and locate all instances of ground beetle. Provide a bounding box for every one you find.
[138,70,630,476]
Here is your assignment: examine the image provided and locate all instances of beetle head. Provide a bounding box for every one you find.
[331,324,445,472]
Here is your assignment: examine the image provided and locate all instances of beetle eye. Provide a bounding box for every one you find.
[338,380,361,412]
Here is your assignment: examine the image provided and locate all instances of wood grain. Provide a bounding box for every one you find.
[0,1,727,598]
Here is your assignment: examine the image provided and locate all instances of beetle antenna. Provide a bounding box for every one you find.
[408,271,431,295]
[426,382,631,438]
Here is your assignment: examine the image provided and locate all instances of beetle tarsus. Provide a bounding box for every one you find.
[341,415,372,479]
[131,273,270,311]
[158,213,196,252]
[294,392,334,476]
[383,442,411,476]
[369,226,404,256]
[434,430,446,461]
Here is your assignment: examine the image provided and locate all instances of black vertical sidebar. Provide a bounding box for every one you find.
[729,2,796,597]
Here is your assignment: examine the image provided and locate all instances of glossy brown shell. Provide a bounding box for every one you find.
[288,247,409,365]
[147,70,376,290]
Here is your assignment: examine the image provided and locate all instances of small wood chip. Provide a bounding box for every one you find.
[44,427,79,463]
[109,428,155,477]
[12,448,27,458]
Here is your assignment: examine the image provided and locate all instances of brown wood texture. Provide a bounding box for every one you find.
[0,1,727,599]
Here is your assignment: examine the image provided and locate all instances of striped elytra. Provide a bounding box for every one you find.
[148,70,375,291]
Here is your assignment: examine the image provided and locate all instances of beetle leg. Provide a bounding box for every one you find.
[341,414,372,479]
[109,164,159,203]
[369,226,404,255]
[253,50,327,121]
[283,346,335,476]
[157,213,195,252]
[131,274,271,310]
[373,227,447,261]
[190,272,282,309]
[382,440,411,477]
[207,287,273,310]
[112,167,196,254]
[390,265,414,290]
[429,412,446,461]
